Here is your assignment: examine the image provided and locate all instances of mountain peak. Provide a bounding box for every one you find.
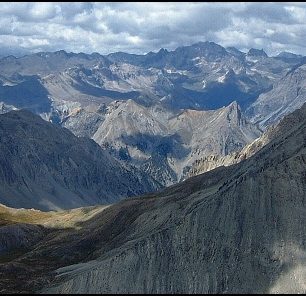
[276,51,301,59]
[225,100,241,112]
[224,101,243,126]
[1,55,17,60]
[193,41,227,52]
[275,51,304,64]
[194,41,219,47]
[158,48,168,54]
[247,48,268,58]
[225,69,236,79]
[228,100,239,107]
[55,49,68,54]
[91,52,103,58]
[226,47,245,58]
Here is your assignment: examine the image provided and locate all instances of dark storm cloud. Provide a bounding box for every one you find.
[0,2,306,57]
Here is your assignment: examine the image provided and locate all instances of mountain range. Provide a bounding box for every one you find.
[1,101,306,293]
[1,41,305,187]
[0,41,304,123]
[1,40,306,293]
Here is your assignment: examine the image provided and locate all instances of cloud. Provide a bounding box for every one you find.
[0,2,306,56]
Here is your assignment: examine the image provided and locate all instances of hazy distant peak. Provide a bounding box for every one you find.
[226,46,245,58]
[247,48,268,57]
[158,48,169,54]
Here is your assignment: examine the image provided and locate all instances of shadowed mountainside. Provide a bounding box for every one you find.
[1,103,306,293]
[0,110,161,211]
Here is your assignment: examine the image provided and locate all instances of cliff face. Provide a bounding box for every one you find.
[41,103,306,293]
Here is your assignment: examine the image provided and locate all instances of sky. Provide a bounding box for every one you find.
[1,2,306,57]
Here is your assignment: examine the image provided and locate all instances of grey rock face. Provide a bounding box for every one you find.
[0,110,160,211]
[0,74,52,114]
[247,62,306,129]
[59,105,106,138]
[0,102,17,114]
[42,103,306,294]
[92,99,261,185]
[247,48,268,58]
[187,100,306,177]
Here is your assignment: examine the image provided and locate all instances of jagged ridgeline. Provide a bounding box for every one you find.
[1,42,306,190]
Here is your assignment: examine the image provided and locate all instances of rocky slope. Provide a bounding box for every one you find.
[247,59,306,128]
[1,102,306,294]
[0,110,160,211]
[187,99,306,177]
[44,102,306,294]
[92,99,261,185]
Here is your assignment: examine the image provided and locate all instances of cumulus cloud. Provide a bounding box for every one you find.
[0,2,306,57]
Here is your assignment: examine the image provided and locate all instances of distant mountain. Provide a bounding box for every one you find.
[226,46,245,59]
[246,60,306,128]
[0,41,305,187]
[274,51,304,64]
[187,100,306,177]
[107,51,147,65]
[105,42,294,110]
[2,101,306,294]
[0,50,110,76]
[0,46,300,114]
[0,41,301,120]
[92,99,261,185]
[247,48,268,58]
[0,110,161,210]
